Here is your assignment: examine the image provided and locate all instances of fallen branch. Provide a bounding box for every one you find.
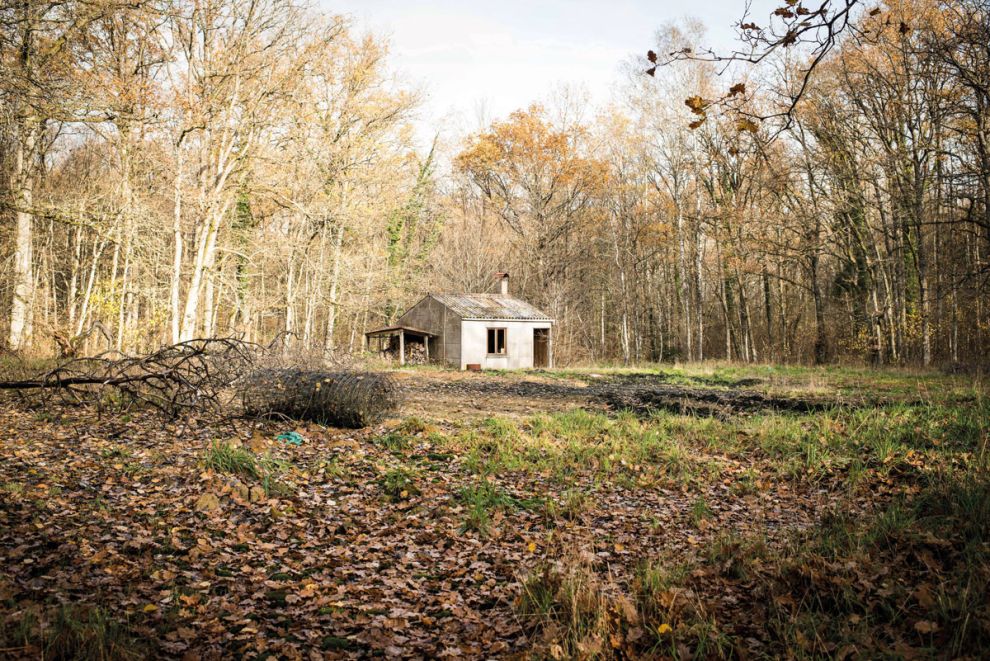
[0,338,400,428]
[0,338,263,418]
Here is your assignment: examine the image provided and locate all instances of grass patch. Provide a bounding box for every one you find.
[379,466,420,502]
[689,497,713,527]
[312,455,348,480]
[516,554,728,659]
[0,604,147,660]
[448,409,714,486]
[202,440,259,479]
[2,481,25,496]
[662,470,990,657]
[202,440,293,496]
[456,480,539,535]
[543,489,594,523]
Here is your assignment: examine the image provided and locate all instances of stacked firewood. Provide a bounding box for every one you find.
[384,340,429,365]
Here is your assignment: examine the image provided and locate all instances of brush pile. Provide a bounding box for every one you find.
[0,338,400,428]
[0,338,260,418]
[238,368,401,428]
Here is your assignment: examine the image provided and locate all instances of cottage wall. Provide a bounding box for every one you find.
[443,307,461,366]
[459,320,552,370]
[397,296,461,365]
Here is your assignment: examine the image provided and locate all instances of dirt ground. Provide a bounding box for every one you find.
[395,369,594,420]
[396,367,862,422]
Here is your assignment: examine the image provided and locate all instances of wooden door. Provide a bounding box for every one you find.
[533,328,549,368]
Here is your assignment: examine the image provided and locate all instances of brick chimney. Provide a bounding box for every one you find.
[495,272,509,295]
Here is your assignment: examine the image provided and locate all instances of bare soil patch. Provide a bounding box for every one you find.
[398,368,849,421]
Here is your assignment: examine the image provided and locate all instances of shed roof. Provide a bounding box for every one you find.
[365,325,436,338]
[430,293,553,321]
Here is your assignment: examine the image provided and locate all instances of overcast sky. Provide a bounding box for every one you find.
[325,0,777,145]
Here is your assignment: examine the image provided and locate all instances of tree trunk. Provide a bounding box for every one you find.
[323,222,345,355]
[9,117,37,350]
[171,142,184,343]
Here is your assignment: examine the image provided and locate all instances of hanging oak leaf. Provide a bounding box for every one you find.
[646,66,656,77]
[735,118,759,133]
[647,50,658,63]
[685,96,707,114]
[688,118,705,130]
[728,82,746,96]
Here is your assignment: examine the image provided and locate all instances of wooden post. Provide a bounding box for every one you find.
[399,329,405,366]
[548,327,554,369]
[424,335,430,362]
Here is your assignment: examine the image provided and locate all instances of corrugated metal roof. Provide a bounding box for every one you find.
[430,293,554,321]
[365,325,436,337]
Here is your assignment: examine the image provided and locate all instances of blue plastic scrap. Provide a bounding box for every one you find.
[276,431,304,446]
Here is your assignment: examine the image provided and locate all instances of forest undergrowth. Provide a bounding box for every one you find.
[0,363,986,659]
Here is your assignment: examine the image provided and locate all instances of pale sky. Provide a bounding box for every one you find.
[325,0,777,146]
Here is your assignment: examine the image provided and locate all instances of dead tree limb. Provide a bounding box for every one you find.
[0,338,400,428]
[0,338,263,418]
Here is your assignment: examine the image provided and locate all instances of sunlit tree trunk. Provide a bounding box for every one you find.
[9,117,37,350]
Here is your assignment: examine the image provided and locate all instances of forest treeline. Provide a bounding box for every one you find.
[1,0,988,367]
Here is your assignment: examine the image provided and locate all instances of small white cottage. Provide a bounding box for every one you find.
[366,273,554,370]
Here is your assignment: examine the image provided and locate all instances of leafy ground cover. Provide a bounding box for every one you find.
[0,364,986,659]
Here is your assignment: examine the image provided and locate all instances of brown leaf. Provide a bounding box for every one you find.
[194,492,220,512]
[684,96,707,114]
[647,50,657,63]
[735,118,759,133]
[914,584,935,608]
[248,485,266,503]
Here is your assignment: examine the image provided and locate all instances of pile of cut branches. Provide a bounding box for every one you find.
[0,339,400,427]
[0,338,261,418]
